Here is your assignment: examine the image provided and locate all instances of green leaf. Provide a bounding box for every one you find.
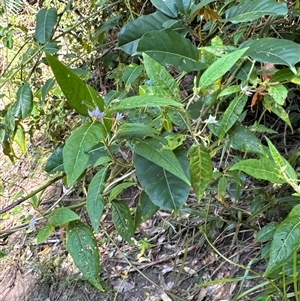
[49,207,80,226]
[107,96,183,113]
[263,95,292,130]
[189,144,213,200]
[111,200,135,244]
[135,191,159,229]
[228,123,267,156]
[63,122,106,185]
[225,0,288,24]
[41,78,55,104]
[218,94,248,140]
[230,158,285,184]
[267,84,288,106]
[117,123,156,140]
[45,146,64,173]
[256,222,277,243]
[175,0,192,14]
[44,41,59,54]
[151,0,178,18]
[46,53,105,115]
[37,225,55,244]
[67,221,104,291]
[134,138,190,185]
[241,38,300,74]
[164,133,186,150]
[122,63,143,86]
[266,215,300,275]
[265,137,298,185]
[0,251,5,259]
[138,29,206,72]
[13,123,26,154]
[87,166,109,233]
[109,182,136,201]
[143,53,181,101]
[12,82,33,119]
[199,48,248,89]
[118,11,172,54]
[134,147,190,210]
[35,8,58,44]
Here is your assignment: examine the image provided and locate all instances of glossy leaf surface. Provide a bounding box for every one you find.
[138,29,206,72]
[134,147,190,210]
[35,8,58,44]
[225,0,288,24]
[134,138,190,185]
[13,82,33,119]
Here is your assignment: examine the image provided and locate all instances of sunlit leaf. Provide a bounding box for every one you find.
[189,144,212,200]
[49,207,80,226]
[63,122,107,185]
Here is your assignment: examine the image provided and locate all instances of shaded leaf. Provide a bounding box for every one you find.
[228,123,267,156]
[135,191,159,229]
[46,53,105,115]
[218,94,248,140]
[134,138,190,185]
[13,82,33,119]
[151,0,178,18]
[256,222,277,243]
[45,146,64,173]
[138,29,206,72]
[67,221,104,291]
[112,200,135,244]
[87,166,109,233]
[35,8,58,44]
[109,182,136,201]
[134,147,190,210]
[118,12,172,54]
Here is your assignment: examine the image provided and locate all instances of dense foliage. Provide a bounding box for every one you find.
[2,0,300,299]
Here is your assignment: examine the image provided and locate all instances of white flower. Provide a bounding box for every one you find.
[115,112,124,121]
[204,114,218,124]
[240,85,253,96]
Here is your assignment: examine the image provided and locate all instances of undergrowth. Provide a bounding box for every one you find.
[1,0,300,300]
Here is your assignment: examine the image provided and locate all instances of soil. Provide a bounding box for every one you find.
[0,141,264,301]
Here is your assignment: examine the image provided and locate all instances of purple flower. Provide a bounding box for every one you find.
[88,107,105,121]
[116,112,124,121]
[29,218,37,228]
